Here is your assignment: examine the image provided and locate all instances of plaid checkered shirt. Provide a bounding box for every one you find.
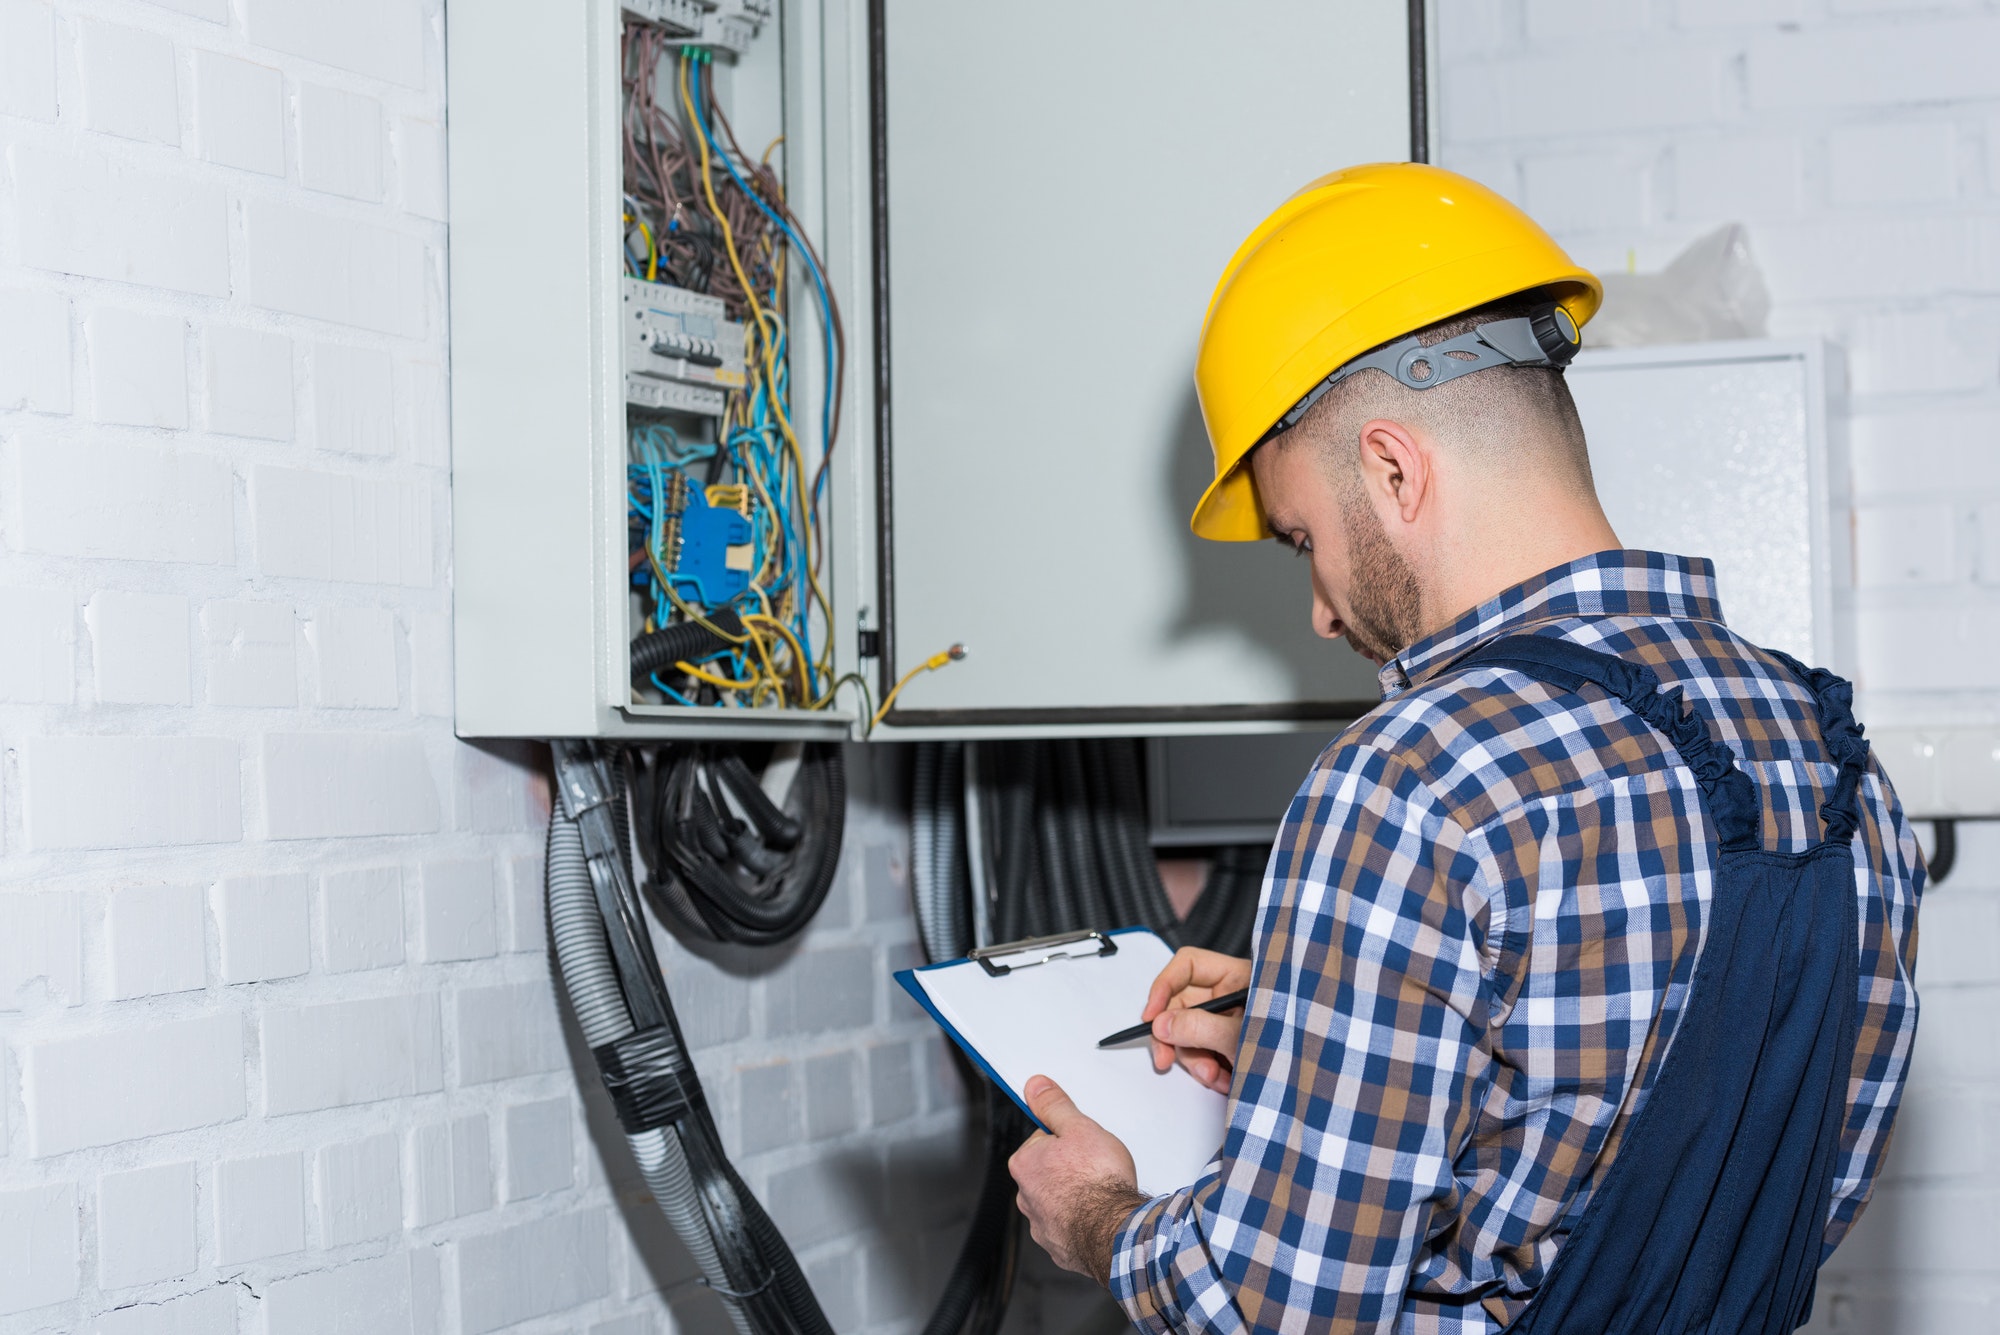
[1108,550,1923,1334]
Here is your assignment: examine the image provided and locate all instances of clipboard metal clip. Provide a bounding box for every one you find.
[967,929,1119,977]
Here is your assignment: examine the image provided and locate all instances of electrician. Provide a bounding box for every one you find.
[1007,163,1923,1334]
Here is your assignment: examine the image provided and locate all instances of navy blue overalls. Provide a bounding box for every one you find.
[1451,634,1868,1335]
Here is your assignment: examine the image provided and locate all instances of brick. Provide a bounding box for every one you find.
[653,946,750,1049]
[1446,46,1723,142]
[308,605,399,708]
[203,325,293,439]
[590,1318,657,1335]
[1860,605,2000,693]
[194,50,284,175]
[0,892,82,1009]
[0,0,58,121]
[312,342,395,454]
[25,736,241,850]
[299,83,385,202]
[804,1050,859,1141]
[10,437,233,564]
[504,1098,573,1200]
[86,307,189,429]
[214,873,311,982]
[1524,0,1645,44]
[247,0,426,89]
[503,853,547,953]
[0,287,71,412]
[201,600,297,707]
[458,1209,610,1334]
[245,200,428,337]
[0,586,74,704]
[1521,150,1650,234]
[737,1060,799,1154]
[79,20,179,145]
[1750,19,2000,110]
[1673,135,1802,221]
[1674,0,1801,21]
[1853,503,1958,587]
[867,1042,918,1128]
[863,1242,925,1324]
[107,883,206,998]
[87,590,191,705]
[1433,147,1521,207]
[12,142,228,296]
[98,1161,196,1289]
[0,1183,77,1315]
[1848,304,2000,396]
[215,1150,305,1262]
[766,1156,875,1251]
[23,1014,243,1154]
[262,993,443,1113]
[250,463,433,585]
[455,979,566,1084]
[1883,1087,1994,1180]
[1754,215,1996,306]
[457,742,546,833]
[408,611,452,716]
[261,732,441,838]
[803,1252,863,1332]
[94,1286,238,1335]
[417,858,497,962]
[317,1133,402,1245]
[1978,503,2000,586]
[263,1253,412,1335]
[150,0,229,18]
[322,865,404,972]
[396,118,447,221]
[408,1122,451,1225]
[766,945,874,1036]
[453,1114,495,1216]
[1828,122,1959,207]
[1912,888,2000,985]
[1826,1181,1999,1277]
[399,357,449,465]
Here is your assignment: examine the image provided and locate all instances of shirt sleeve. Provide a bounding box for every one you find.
[1109,738,1490,1335]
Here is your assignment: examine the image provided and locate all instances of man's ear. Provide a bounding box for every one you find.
[1356,419,1429,525]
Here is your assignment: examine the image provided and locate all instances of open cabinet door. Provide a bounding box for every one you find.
[860,1,1424,734]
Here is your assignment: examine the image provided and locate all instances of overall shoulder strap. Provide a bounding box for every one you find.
[1454,634,1761,852]
[1761,649,1870,845]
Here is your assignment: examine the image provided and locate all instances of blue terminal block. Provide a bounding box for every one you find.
[667,486,753,608]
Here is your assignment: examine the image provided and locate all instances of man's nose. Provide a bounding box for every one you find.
[1312,589,1344,641]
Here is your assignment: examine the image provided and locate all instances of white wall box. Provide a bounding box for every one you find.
[446,1,1424,740]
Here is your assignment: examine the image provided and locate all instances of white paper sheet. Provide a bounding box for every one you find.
[906,928,1227,1196]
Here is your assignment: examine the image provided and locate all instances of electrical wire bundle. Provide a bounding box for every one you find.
[546,742,836,1335]
[628,743,845,946]
[909,739,1267,1335]
[620,22,856,716]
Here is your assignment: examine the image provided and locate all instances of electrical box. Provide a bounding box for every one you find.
[447,1,1422,740]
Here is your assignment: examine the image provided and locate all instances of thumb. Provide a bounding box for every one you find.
[1023,1075,1093,1135]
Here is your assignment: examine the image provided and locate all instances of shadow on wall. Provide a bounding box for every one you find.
[1158,388,1382,706]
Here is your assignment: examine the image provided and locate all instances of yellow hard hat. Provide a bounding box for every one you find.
[1190,162,1603,541]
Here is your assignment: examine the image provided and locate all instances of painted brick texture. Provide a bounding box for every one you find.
[1437,2,2000,1328]
[0,5,948,1334]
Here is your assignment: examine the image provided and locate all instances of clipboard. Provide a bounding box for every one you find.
[896,926,1227,1196]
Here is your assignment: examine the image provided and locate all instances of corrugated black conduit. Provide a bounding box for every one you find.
[912,738,1269,1335]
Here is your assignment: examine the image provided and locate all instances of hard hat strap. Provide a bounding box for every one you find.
[1260,304,1581,445]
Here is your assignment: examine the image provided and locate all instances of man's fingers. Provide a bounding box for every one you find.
[1142,947,1252,1021]
[1150,1006,1242,1057]
[1024,1075,1092,1135]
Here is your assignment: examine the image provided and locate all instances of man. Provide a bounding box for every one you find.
[1008,163,1922,1333]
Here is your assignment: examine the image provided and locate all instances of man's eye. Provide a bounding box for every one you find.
[1291,536,1312,558]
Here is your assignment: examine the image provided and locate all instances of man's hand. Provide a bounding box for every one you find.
[1141,946,1253,1094]
[1007,1075,1146,1283]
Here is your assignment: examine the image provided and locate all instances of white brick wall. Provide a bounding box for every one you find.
[1437,2,2000,1327]
[0,5,949,1333]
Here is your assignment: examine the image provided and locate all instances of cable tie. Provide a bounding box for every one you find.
[697,1271,778,1301]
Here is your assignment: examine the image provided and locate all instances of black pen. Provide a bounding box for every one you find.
[1097,989,1250,1048]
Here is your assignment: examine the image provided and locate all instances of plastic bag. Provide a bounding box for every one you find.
[1585,223,1771,348]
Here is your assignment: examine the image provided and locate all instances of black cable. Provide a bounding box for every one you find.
[1927,818,1958,887]
[631,743,844,947]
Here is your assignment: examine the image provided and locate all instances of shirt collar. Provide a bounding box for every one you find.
[1379,550,1726,696]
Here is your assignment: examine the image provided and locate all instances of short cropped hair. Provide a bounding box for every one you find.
[1287,291,1594,491]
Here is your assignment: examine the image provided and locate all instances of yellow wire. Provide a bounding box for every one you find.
[870,645,968,730]
[743,612,809,697]
[676,660,761,692]
[680,53,834,677]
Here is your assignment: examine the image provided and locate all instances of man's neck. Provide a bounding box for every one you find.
[1418,496,1621,644]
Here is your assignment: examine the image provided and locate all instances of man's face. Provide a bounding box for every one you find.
[1248,435,1423,667]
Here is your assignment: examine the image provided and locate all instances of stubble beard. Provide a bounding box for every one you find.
[1340,489,1424,665]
